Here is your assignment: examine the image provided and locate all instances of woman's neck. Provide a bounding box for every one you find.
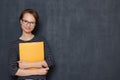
[19,32,35,41]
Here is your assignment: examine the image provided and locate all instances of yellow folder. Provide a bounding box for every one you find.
[19,41,44,62]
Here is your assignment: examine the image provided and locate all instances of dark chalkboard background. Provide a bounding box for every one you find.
[0,0,120,80]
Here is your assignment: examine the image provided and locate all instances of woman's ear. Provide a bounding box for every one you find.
[20,20,22,24]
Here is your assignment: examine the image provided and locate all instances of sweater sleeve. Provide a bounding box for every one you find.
[43,37,55,68]
[8,42,19,76]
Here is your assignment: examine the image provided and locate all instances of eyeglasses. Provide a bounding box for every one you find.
[22,19,36,26]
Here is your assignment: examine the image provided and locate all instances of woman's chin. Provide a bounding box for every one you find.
[24,30,33,33]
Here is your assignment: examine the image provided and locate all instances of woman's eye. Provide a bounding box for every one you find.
[24,20,28,23]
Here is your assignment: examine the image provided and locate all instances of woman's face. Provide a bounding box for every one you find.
[20,13,36,33]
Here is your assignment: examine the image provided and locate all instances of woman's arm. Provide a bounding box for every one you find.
[8,42,19,76]
[44,39,55,68]
[15,68,49,76]
[18,60,49,69]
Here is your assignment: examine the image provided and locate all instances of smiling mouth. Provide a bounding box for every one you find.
[25,27,31,30]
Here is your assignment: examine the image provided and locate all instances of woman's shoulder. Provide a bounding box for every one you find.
[7,38,20,49]
[9,39,20,44]
[35,35,47,42]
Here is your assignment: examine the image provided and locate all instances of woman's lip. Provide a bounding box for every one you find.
[25,27,31,30]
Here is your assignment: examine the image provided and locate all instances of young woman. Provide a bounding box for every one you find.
[8,9,55,80]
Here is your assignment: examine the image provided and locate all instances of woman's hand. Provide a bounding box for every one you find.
[37,68,49,75]
[40,60,49,68]
[18,61,31,69]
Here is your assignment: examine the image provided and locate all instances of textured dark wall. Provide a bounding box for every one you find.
[0,0,120,80]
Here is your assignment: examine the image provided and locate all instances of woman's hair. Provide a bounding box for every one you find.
[19,9,40,34]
